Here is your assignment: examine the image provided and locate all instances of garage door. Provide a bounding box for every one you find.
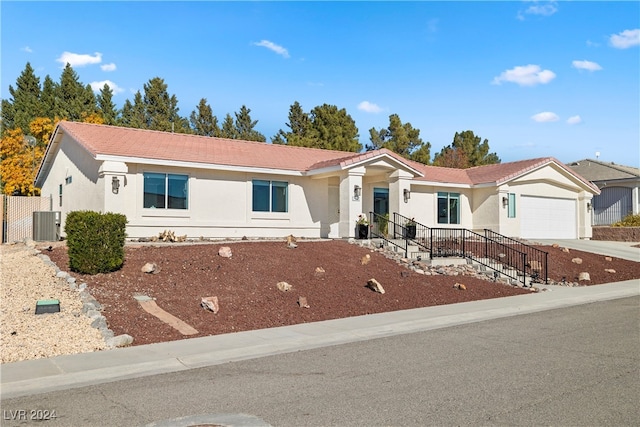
[520,196,577,239]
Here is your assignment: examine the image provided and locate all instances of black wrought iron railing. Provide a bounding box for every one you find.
[393,213,430,252]
[429,228,531,285]
[484,229,548,284]
[369,212,408,257]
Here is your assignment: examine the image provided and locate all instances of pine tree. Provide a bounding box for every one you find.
[40,75,60,122]
[234,105,265,142]
[1,62,43,134]
[120,92,146,128]
[272,101,312,145]
[190,98,220,137]
[308,104,360,152]
[97,84,119,125]
[220,113,238,139]
[58,63,94,121]
[433,130,500,168]
[367,114,431,164]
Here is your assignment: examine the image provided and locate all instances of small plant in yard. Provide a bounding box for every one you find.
[612,214,640,227]
[405,217,416,226]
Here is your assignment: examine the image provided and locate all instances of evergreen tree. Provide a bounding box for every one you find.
[58,63,95,121]
[40,75,60,121]
[119,91,146,128]
[141,77,189,132]
[220,113,238,139]
[1,62,43,133]
[234,105,265,142]
[367,114,431,164]
[433,130,501,168]
[308,104,360,152]
[272,101,312,145]
[97,83,118,125]
[190,98,220,137]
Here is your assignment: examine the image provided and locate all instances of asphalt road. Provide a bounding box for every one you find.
[2,296,638,427]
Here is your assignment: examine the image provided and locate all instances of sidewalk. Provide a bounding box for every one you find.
[2,278,638,400]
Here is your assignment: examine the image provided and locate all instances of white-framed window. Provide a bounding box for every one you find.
[252,179,288,212]
[508,193,516,218]
[437,192,460,224]
[143,172,189,209]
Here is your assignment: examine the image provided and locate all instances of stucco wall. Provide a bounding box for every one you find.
[39,135,104,236]
[109,164,330,239]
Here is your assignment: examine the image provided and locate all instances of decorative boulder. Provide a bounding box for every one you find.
[201,296,219,313]
[578,272,591,281]
[361,254,371,265]
[298,296,310,308]
[604,269,616,274]
[277,281,292,292]
[366,278,385,294]
[141,262,159,274]
[572,258,583,264]
[218,246,232,258]
[453,283,467,290]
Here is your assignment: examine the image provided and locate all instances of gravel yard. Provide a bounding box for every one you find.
[0,242,105,364]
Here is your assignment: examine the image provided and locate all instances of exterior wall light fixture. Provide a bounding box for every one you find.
[112,176,120,194]
[403,188,411,203]
[502,196,509,208]
[354,185,362,201]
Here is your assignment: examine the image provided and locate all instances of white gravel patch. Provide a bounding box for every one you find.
[1,242,106,364]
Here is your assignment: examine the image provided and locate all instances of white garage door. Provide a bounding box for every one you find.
[520,196,577,239]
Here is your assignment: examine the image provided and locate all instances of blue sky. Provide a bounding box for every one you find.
[2,1,639,166]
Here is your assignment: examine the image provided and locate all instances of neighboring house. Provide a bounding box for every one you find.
[35,121,599,241]
[568,159,640,225]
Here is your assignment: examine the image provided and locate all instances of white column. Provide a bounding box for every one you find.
[339,168,366,238]
[632,185,639,215]
[388,169,413,221]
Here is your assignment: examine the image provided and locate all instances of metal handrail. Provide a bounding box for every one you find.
[369,212,408,257]
[484,229,548,284]
[393,213,430,252]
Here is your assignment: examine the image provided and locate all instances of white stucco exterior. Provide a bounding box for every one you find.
[36,122,599,241]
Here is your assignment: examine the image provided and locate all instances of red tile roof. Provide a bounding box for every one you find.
[50,121,598,192]
[57,121,359,172]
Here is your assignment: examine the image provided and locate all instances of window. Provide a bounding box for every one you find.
[59,184,63,207]
[508,193,516,218]
[437,192,460,224]
[144,173,188,209]
[252,180,288,212]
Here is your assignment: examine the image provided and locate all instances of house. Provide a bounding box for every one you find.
[35,121,599,241]
[567,159,640,226]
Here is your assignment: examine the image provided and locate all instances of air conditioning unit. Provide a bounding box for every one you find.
[33,211,61,242]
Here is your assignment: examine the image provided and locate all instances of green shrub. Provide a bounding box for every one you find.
[64,211,127,274]
[612,214,640,227]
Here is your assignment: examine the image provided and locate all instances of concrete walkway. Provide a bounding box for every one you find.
[2,276,638,400]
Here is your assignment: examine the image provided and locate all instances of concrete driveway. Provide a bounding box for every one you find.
[534,239,640,262]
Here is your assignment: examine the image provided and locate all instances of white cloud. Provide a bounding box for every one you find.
[357,101,383,114]
[517,1,558,20]
[101,63,117,72]
[492,64,556,86]
[524,1,558,16]
[609,29,640,49]
[253,40,290,58]
[531,112,559,122]
[572,60,602,71]
[56,51,102,68]
[566,115,582,125]
[90,80,124,94]
[21,46,33,53]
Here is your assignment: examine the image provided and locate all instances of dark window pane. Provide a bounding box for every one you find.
[252,180,270,212]
[272,181,288,212]
[144,173,165,209]
[168,174,188,209]
[437,195,448,224]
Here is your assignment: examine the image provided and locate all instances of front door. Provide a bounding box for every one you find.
[373,187,389,217]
